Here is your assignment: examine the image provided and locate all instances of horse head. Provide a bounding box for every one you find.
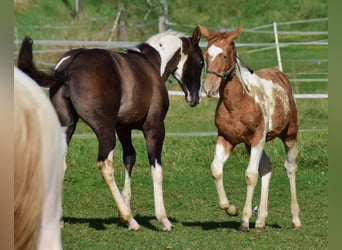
[146,27,204,107]
[198,25,243,97]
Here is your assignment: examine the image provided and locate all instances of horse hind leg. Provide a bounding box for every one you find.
[143,123,173,231]
[283,139,302,229]
[211,136,238,216]
[96,131,140,231]
[240,142,264,232]
[256,150,272,231]
[116,129,136,213]
[244,145,272,231]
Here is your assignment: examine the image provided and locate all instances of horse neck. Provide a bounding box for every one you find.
[137,43,180,83]
[219,75,247,108]
[135,43,162,76]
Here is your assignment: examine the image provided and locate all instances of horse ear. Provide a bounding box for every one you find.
[192,26,201,44]
[229,26,244,40]
[198,25,211,40]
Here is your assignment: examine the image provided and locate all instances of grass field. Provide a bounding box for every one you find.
[14,0,328,249]
[62,96,328,249]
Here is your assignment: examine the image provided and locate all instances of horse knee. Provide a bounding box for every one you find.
[245,171,258,186]
[211,164,222,180]
[284,161,298,176]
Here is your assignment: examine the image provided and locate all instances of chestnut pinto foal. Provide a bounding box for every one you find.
[199,25,302,231]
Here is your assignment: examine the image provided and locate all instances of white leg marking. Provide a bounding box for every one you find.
[122,170,132,211]
[211,143,238,215]
[284,140,302,228]
[255,172,271,229]
[98,150,139,230]
[151,161,173,231]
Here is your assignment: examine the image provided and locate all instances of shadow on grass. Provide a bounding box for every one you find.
[63,215,282,232]
[181,221,282,231]
[63,214,179,231]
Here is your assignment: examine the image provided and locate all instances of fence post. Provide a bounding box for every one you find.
[75,0,83,14]
[159,16,166,33]
[273,22,283,72]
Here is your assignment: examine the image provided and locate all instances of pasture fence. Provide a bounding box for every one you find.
[14,18,328,99]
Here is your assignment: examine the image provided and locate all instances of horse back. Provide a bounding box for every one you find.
[56,48,166,128]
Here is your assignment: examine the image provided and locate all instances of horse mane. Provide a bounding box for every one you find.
[146,30,187,44]
[14,73,43,250]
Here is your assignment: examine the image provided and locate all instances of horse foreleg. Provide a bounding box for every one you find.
[97,150,140,231]
[284,139,302,229]
[211,136,238,216]
[240,142,264,232]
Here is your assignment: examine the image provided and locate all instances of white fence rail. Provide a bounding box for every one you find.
[14,18,328,99]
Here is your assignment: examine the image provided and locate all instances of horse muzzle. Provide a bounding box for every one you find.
[204,82,219,98]
[185,93,200,107]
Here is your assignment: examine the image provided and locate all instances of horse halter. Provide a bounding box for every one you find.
[206,42,253,92]
[206,42,238,80]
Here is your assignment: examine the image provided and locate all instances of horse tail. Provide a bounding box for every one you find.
[14,77,44,250]
[17,37,58,87]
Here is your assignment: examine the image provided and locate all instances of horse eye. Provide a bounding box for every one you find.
[222,55,228,60]
[159,43,162,47]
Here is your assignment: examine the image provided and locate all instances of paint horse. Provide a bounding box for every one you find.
[198,25,301,231]
[18,27,204,231]
[14,67,66,249]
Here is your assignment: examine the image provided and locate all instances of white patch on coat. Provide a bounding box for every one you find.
[237,65,290,132]
[207,44,223,61]
[146,31,185,77]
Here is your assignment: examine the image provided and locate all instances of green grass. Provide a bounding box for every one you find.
[15,1,328,249]
[62,96,327,249]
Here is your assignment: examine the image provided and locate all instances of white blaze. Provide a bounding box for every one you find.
[208,45,223,61]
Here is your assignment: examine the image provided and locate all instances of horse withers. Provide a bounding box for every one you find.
[14,67,66,249]
[198,25,301,231]
[17,27,204,231]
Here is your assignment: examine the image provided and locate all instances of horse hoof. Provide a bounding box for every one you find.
[226,205,239,216]
[255,226,265,232]
[128,223,141,231]
[292,219,302,229]
[161,219,174,232]
[292,224,302,230]
[162,225,174,232]
[239,222,249,232]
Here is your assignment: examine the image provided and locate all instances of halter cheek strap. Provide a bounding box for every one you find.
[206,63,236,80]
[206,42,253,93]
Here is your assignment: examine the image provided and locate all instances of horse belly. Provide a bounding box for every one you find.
[117,96,151,125]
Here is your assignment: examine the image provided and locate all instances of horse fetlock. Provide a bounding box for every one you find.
[225,205,239,216]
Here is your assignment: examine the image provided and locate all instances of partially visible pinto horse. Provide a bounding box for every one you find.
[18,28,204,231]
[14,67,66,249]
[198,25,301,231]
